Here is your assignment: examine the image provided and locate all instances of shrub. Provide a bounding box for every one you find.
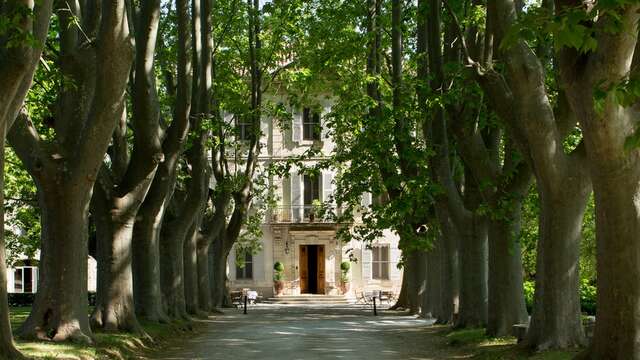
[580,279,597,315]
[523,280,597,315]
[7,293,35,307]
[8,292,96,307]
[273,261,284,272]
[340,261,350,272]
[523,280,535,313]
[273,261,284,281]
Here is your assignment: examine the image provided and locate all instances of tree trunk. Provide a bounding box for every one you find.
[132,211,169,322]
[424,231,459,324]
[423,236,442,319]
[159,219,190,320]
[433,209,460,324]
[391,270,410,310]
[574,168,637,357]
[526,184,589,350]
[160,126,208,319]
[210,236,232,309]
[486,216,528,336]
[184,220,202,316]
[586,143,640,358]
[196,241,212,313]
[405,251,426,315]
[9,0,132,344]
[0,135,25,359]
[18,186,92,343]
[556,7,640,355]
[455,214,488,328]
[0,0,53,356]
[90,187,143,333]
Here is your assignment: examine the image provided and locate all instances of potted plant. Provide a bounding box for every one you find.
[273,261,285,295]
[339,261,351,294]
[309,199,323,222]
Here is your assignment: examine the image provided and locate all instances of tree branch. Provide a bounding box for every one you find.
[8,110,54,182]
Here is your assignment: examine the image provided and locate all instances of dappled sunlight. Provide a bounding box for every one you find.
[150,305,471,360]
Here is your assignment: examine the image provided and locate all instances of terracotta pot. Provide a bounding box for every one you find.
[274,280,285,296]
[340,281,350,295]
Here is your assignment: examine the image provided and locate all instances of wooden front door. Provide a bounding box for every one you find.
[300,245,309,293]
[317,245,325,294]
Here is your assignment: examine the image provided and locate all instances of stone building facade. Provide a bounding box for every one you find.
[227,96,403,298]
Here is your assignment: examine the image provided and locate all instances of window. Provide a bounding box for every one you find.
[236,252,253,280]
[303,174,320,206]
[372,245,390,280]
[14,268,22,293]
[303,174,320,219]
[237,117,253,141]
[302,108,321,140]
[13,266,38,293]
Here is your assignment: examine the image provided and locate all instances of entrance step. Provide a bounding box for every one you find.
[263,294,354,305]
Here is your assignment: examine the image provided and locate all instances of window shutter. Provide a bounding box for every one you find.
[322,171,333,205]
[234,116,240,140]
[260,118,269,151]
[291,172,302,222]
[390,246,402,281]
[362,244,372,282]
[292,109,302,143]
[361,192,372,208]
[7,269,13,293]
[246,254,253,279]
[321,106,330,141]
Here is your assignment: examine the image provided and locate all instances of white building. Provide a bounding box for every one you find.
[228,96,403,298]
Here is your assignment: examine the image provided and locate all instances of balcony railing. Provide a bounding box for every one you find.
[269,205,337,224]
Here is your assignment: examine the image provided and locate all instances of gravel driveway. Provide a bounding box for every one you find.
[148,304,471,360]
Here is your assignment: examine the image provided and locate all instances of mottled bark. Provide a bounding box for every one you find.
[132,0,193,323]
[391,270,410,310]
[90,183,145,334]
[526,180,590,349]
[91,0,166,331]
[424,0,488,328]
[482,157,531,336]
[160,215,190,319]
[438,219,461,323]
[132,207,168,322]
[196,241,212,312]
[0,135,25,359]
[487,216,528,336]
[17,183,93,343]
[0,0,53,356]
[556,6,640,356]
[404,251,426,315]
[197,0,263,312]
[160,134,208,319]
[0,0,53,128]
[455,215,488,328]
[184,217,203,315]
[440,215,459,324]
[475,0,592,348]
[210,239,233,309]
[587,167,640,358]
[10,0,133,341]
[423,215,459,324]
[422,236,442,319]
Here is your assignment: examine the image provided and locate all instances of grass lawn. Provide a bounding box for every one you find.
[9,307,198,360]
[445,328,583,359]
